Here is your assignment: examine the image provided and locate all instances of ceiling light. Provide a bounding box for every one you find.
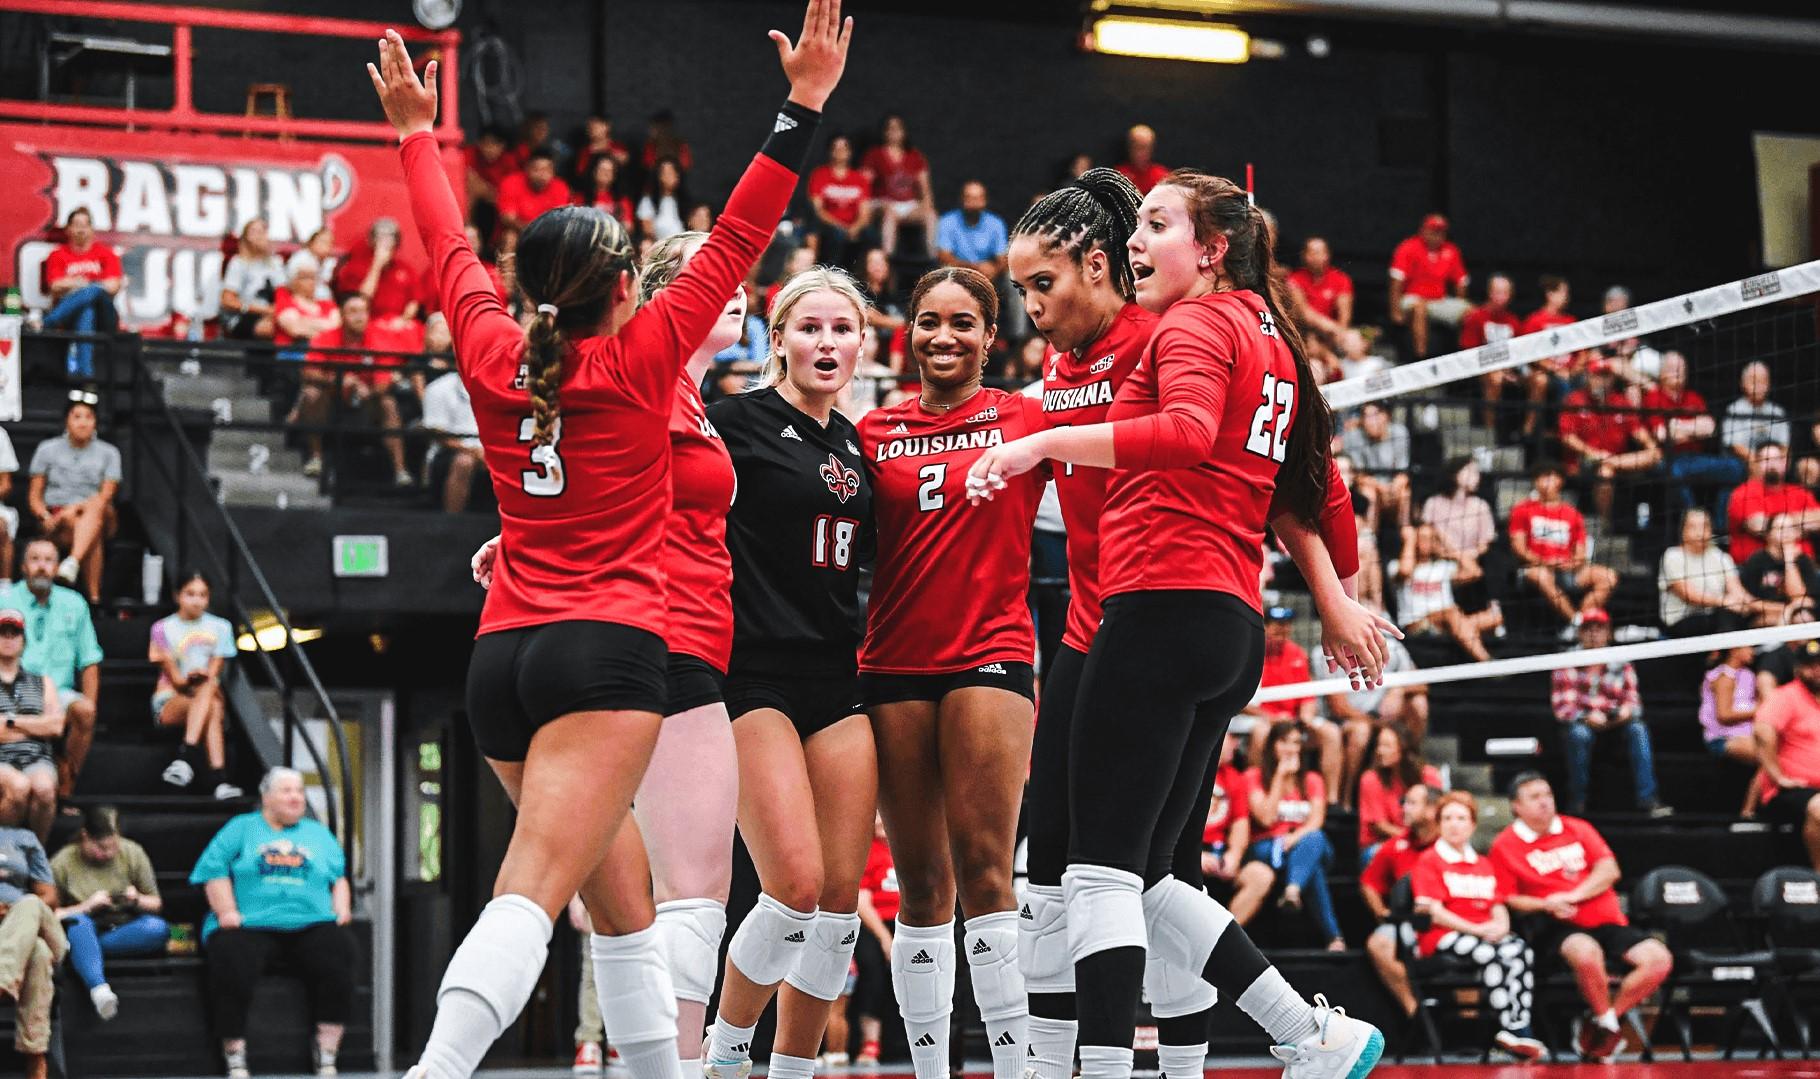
[236,611,323,653]
[1091,15,1250,63]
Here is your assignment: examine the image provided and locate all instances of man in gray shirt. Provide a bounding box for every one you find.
[1722,361,1791,460]
[26,397,120,603]
[1343,401,1413,535]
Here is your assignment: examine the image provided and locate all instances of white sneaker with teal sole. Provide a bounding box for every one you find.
[701,1034,752,1079]
[1268,995,1384,1079]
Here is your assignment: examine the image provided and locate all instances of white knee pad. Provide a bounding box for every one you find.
[1141,877,1230,977]
[964,911,1027,1023]
[1061,864,1145,964]
[591,926,681,1046]
[438,893,554,1025]
[726,893,816,987]
[1143,952,1217,1019]
[784,910,861,1002]
[1019,884,1074,994]
[891,920,957,1024]
[655,898,727,1005]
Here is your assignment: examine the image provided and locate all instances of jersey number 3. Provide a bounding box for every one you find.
[517,415,567,497]
[1244,373,1295,463]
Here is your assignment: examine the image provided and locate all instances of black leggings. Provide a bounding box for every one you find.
[206,923,358,1039]
[1068,591,1265,883]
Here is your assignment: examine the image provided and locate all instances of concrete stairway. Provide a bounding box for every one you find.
[150,358,329,510]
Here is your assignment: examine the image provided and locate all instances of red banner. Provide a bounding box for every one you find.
[0,123,464,329]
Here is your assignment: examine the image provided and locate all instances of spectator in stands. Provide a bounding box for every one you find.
[1492,773,1674,1061]
[1248,721,1345,950]
[517,112,569,174]
[578,154,636,234]
[301,293,414,487]
[28,394,119,605]
[1549,609,1668,816]
[1356,723,1443,867]
[1342,401,1411,537]
[640,109,694,174]
[331,218,420,321]
[1727,442,1820,565]
[463,126,522,226]
[41,207,121,380]
[1759,603,1818,694]
[1412,792,1547,1061]
[936,180,1008,280]
[1245,607,1344,801]
[860,247,907,357]
[1286,236,1353,337]
[1201,732,1272,925]
[687,203,717,236]
[0,427,15,586]
[1700,645,1763,769]
[1660,508,1780,635]
[1359,781,1437,1022]
[0,607,61,840]
[150,573,241,800]
[1392,523,1502,663]
[422,364,484,513]
[1114,123,1169,194]
[219,218,287,340]
[52,805,167,1021]
[862,114,937,258]
[1755,637,1820,870]
[1421,456,1495,596]
[1646,351,1743,515]
[192,766,355,1079]
[1597,285,1658,391]
[1333,328,1386,381]
[1558,359,1661,526]
[1723,361,1791,464]
[1511,460,1616,628]
[495,148,574,236]
[1740,513,1820,618]
[564,895,607,1074]
[807,135,873,272]
[0,807,65,1079]
[0,539,100,809]
[1520,274,1576,340]
[294,229,338,302]
[1387,213,1469,359]
[637,156,689,243]
[574,114,629,183]
[272,255,338,362]
[1463,273,1527,430]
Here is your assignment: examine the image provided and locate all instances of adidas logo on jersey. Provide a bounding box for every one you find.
[992,1032,1018,1048]
[910,949,934,965]
[970,938,992,956]
[781,425,802,441]
[889,422,909,434]
[913,1034,937,1048]
[840,930,858,945]
[964,405,1000,424]
[847,440,860,454]
[785,930,806,942]
[774,112,799,133]
[977,663,1007,675]
[1090,352,1116,374]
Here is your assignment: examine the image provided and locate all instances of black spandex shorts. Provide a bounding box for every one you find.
[859,661,1036,707]
[725,664,863,741]
[1525,917,1652,970]
[666,652,726,714]
[1762,786,1820,828]
[465,621,668,762]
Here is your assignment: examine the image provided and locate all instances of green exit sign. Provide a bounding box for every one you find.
[333,535,389,578]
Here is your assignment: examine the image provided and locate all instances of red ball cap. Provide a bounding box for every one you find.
[1421,213,1449,232]
[1579,607,1611,626]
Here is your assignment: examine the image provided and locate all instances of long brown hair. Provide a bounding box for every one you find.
[1158,170,1332,523]
[514,205,636,446]
[1370,721,1426,791]
[1258,720,1311,792]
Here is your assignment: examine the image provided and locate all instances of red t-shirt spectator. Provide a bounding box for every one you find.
[1520,308,1576,337]
[809,166,873,228]
[308,316,423,390]
[1246,769,1325,842]
[575,140,630,182]
[273,287,335,347]
[641,141,695,174]
[1286,267,1354,322]
[1202,764,1249,849]
[495,172,574,227]
[464,143,525,194]
[585,190,638,232]
[1361,831,1434,902]
[332,246,423,320]
[1642,385,1713,452]
[1509,497,1585,567]
[861,146,929,204]
[1727,479,1819,563]
[1559,390,1644,468]
[1489,814,1626,930]
[1755,679,1820,801]
[1116,161,1170,195]
[1388,237,1467,300]
[858,835,900,923]
[1411,841,1512,955]
[1459,305,1520,349]
[1356,765,1443,849]
[45,242,123,286]
[1257,639,1313,719]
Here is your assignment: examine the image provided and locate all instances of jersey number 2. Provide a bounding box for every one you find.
[918,463,946,512]
[517,415,566,497]
[1245,374,1295,463]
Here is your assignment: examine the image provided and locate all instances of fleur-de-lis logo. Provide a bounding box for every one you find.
[820,453,860,503]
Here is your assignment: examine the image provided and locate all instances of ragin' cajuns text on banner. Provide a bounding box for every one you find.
[0,124,464,330]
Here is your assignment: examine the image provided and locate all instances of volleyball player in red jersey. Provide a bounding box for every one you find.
[971,172,1387,1079]
[855,266,1045,1079]
[1004,169,1385,1079]
[367,11,851,1079]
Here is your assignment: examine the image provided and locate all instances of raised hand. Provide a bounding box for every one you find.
[770,0,852,112]
[366,28,438,139]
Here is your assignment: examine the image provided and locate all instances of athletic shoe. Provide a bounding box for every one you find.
[1493,1030,1547,1061]
[215,781,245,800]
[303,455,323,478]
[607,1045,625,1071]
[574,1041,604,1075]
[1576,1017,1623,1061]
[163,757,195,789]
[824,1052,851,1067]
[225,1047,251,1079]
[1268,994,1385,1079]
[855,1041,880,1067]
[57,556,80,584]
[394,469,414,488]
[313,1043,338,1076]
[90,983,119,1020]
[702,1035,752,1079]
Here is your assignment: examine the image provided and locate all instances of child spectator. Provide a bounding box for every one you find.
[1699,646,1762,782]
[1510,461,1617,629]
[1286,236,1353,338]
[1247,721,1344,950]
[150,573,240,799]
[52,805,169,1021]
[1387,213,1469,359]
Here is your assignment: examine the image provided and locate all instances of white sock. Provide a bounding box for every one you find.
[1025,1015,1076,1079]
[893,921,955,1079]
[418,893,553,1079]
[417,988,501,1079]
[1596,1009,1620,1033]
[707,1017,756,1065]
[1234,967,1318,1046]
[769,1052,817,1079]
[1157,1042,1207,1079]
[1078,1044,1133,1079]
[964,911,1027,1079]
[904,1014,949,1079]
[616,1036,683,1079]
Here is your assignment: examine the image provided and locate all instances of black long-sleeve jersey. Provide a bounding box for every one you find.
[709,387,875,674]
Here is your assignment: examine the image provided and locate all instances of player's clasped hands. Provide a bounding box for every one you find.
[965,436,1046,504]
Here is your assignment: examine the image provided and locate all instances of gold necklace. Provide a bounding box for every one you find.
[920,383,983,412]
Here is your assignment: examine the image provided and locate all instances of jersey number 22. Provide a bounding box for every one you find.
[1245,373,1294,463]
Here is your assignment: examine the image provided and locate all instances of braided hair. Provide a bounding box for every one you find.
[514,206,637,446]
[1011,167,1143,300]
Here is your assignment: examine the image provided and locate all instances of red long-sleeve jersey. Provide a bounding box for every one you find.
[400,131,795,637]
[1100,290,1300,609]
[665,374,736,671]
[858,387,1046,673]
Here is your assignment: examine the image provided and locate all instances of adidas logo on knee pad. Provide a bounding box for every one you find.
[970,938,992,956]
[840,930,858,945]
[913,1034,937,1048]
[785,931,805,942]
[911,949,933,964]
[1019,904,1032,919]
